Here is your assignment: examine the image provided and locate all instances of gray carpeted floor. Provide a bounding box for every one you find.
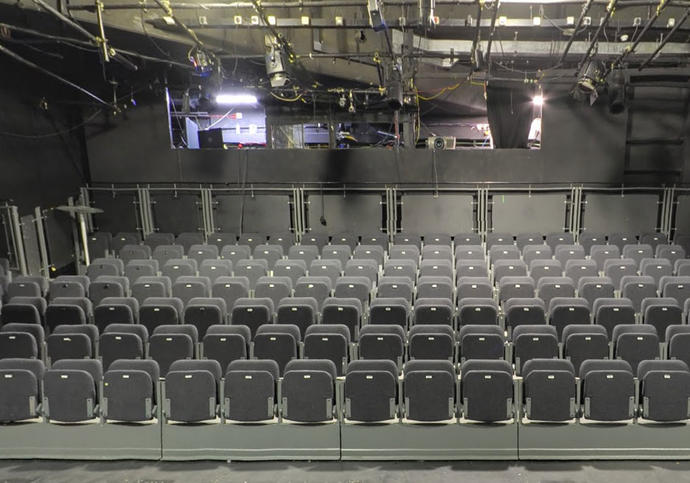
[1,460,690,483]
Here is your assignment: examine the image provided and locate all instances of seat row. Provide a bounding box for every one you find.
[90,231,392,255]
[83,242,690,293]
[3,275,687,332]
[1,355,688,426]
[92,240,689,275]
[3,302,689,381]
[88,230,683,257]
[114,248,690,288]
[7,263,690,321]
[5,278,690,340]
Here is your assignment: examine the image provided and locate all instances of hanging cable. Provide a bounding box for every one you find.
[0,42,112,107]
[0,110,103,138]
[270,92,304,102]
[31,0,137,70]
[0,22,193,69]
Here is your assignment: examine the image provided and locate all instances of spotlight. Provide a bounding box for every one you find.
[607,68,627,114]
[215,93,258,105]
[348,90,356,113]
[265,34,290,88]
[383,61,403,110]
[419,0,436,30]
[532,95,544,106]
[367,0,386,31]
[386,80,403,110]
[189,48,212,74]
[577,59,604,94]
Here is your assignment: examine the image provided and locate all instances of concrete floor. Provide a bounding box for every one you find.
[1,460,690,483]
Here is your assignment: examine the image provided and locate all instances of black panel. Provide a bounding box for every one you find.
[151,192,203,233]
[198,129,224,149]
[91,191,140,233]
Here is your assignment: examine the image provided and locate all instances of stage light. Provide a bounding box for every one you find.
[532,95,544,106]
[577,60,604,94]
[368,0,386,31]
[265,34,290,88]
[419,0,436,30]
[348,90,356,113]
[215,94,258,105]
[607,68,626,114]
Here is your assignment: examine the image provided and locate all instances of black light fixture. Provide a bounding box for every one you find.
[577,59,605,94]
[383,61,403,110]
[386,79,403,110]
[607,67,627,114]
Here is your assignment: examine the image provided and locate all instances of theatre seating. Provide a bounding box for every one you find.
[3,227,690,461]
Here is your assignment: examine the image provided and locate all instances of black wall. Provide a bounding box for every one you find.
[0,61,88,211]
[0,58,90,269]
[85,83,685,187]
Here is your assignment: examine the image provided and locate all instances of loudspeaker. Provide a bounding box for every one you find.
[198,128,224,148]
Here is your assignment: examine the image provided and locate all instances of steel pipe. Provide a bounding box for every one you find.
[638,7,690,69]
[33,0,96,40]
[484,0,500,67]
[0,22,194,69]
[31,0,139,70]
[469,0,483,67]
[575,0,618,74]
[610,0,670,69]
[65,0,690,9]
[150,0,216,60]
[558,0,595,64]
